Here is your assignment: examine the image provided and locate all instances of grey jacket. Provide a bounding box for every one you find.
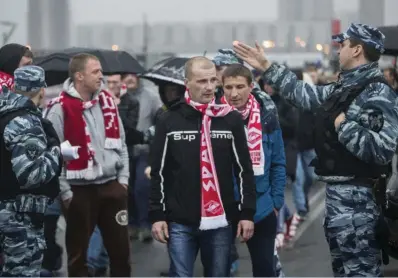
[45,79,129,201]
[131,83,162,156]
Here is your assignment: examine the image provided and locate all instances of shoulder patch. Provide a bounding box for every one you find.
[25,139,41,160]
[359,107,384,133]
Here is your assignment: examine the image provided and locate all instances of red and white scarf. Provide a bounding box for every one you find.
[0,71,14,90]
[47,90,121,180]
[185,91,234,230]
[233,94,265,176]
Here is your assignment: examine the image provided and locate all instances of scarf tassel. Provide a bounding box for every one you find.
[199,214,229,231]
[253,166,265,176]
[104,138,122,149]
[66,159,103,180]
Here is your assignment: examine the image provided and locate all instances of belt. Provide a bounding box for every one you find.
[331,177,377,188]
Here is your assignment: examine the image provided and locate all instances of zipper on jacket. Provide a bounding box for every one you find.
[197,117,202,134]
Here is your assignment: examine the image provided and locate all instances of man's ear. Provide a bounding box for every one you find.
[352,44,362,58]
[11,83,15,90]
[75,72,84,81]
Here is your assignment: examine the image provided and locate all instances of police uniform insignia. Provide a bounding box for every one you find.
[25,142,40,160]
[115,210,128,226]
[368,109,384,132]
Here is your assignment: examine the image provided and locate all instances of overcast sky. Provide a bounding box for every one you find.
[70,0,357,24]
[0,0,385,45]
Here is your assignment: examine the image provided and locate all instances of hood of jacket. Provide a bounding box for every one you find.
[338,62,383,90]
[0,44,28,75]
[62,78,105,100]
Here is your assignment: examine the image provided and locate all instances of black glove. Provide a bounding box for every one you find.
[41,118,60,148]
[143,126,155,144]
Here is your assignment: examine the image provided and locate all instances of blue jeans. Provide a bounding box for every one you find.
[277,204,292,234]
[129,154,150,228]
[292,149,316,213]
[87,226,109,270]
[246,212,277,277]
[168,222,232,277]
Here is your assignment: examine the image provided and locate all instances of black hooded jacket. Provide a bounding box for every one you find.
[0,43,28,75]
[153,82,185,125]
[149,99,256,226]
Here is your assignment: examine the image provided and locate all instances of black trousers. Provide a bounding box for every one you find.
[42,215,62,271]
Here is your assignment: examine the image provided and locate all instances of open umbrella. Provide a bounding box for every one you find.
[379,25,398,56]
[141,57,188,86]
[34,47,145,86]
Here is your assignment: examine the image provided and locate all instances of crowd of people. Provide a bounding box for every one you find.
[0,21,397,278]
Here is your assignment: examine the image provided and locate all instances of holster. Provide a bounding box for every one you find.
[26,212,45,229]
[376,215,390,265]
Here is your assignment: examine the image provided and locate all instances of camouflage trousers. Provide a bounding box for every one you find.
[323,184,382,277]
[0,206,46,277]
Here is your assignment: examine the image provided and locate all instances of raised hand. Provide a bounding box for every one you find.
[232,41,271,72]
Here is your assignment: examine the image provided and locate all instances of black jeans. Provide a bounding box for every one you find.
[42,215,62,271]
[246,212,277,277]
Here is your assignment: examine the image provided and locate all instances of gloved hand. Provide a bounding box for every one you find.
[41,118,60,148]
[143,126,156,144]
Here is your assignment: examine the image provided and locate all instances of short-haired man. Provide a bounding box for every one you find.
[0,43,33,89]
[149,56,256,277]
[222,64,286,277]
[45,53,130,276]
[234,23,398,276]
[0,65,62,276]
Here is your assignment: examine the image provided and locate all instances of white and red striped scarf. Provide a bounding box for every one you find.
[47,90,121,180]
[185,91,234,230]
[0,71,13,91]
[235,94,265,176]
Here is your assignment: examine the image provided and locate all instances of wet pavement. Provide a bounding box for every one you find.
[56,182,398,276]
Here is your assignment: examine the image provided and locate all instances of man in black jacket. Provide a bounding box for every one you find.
[149,57,256,277]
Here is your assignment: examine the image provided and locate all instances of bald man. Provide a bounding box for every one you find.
[149,57,256,277]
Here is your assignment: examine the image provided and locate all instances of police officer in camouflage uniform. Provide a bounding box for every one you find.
[233,23,398,276]
[0,65,62,277]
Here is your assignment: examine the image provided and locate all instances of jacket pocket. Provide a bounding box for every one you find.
[100,150,122,177]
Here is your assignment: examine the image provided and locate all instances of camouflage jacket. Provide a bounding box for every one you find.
[262,62,398,169]
[0,88,61,213]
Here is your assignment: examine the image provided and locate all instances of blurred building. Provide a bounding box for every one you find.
[27,0,70,49]
[279,0,333,21]
[75,20,332,56]
[359,0,385,27]
[334,11,359,30]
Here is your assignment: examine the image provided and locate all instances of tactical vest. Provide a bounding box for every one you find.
[0,109,61,201]
[312,76,390,178]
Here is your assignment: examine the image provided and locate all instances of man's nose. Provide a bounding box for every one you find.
[205,81,214,90]
[230,88,239,97]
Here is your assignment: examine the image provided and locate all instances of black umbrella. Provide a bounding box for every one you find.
[379,26,398,56]
[34,47,145,86]
[141,57,188,86]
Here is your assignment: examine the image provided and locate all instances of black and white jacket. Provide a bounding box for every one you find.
[149,100,256,226]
